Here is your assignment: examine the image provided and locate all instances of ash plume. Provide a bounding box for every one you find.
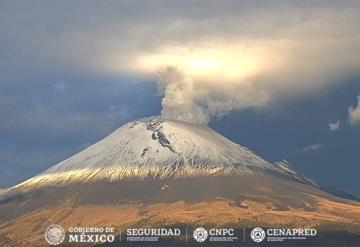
[156,67,270,124]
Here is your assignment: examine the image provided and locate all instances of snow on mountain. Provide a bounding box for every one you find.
[274,160,318,187]
[16,117,312,189]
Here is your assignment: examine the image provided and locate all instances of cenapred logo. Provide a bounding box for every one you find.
[193,227,208,242]
[45,224,65,245]
[250,227,266,242]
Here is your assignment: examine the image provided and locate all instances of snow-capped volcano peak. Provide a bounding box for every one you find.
[17,117,306,188]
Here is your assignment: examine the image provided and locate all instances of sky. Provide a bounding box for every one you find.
[0,1,360,196]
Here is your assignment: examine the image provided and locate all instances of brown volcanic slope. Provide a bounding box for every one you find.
[0,175,360,246]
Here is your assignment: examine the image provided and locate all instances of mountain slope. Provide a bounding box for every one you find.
[16,117,297,189]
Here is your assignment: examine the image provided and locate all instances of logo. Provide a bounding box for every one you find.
[250,227,266,243]
[193,227,208,242]
[68,227,115,243]
[45,224,65,245]
[126,228,181,242]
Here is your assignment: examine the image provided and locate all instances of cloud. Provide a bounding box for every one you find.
[329,120,340,131]
[104,1,360,124]
[299,143,323,152]
[348,94,360,126]
[1,1,360,125]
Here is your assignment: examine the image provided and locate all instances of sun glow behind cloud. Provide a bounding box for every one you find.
[94,2,360,124]
[133,44,271,82]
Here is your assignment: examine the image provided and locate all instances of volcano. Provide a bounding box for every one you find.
[0,117,360,246]
[10,117,317,187]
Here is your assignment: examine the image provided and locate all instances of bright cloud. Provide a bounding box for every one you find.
[2,1,360,124]
[329,120,340,131]
[104,2,360,124]
[349,95,360,126]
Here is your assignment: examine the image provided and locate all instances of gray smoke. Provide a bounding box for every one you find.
[156,67,270,124]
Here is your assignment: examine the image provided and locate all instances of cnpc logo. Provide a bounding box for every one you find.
[193,227,208,242]
[193,227,235,242]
